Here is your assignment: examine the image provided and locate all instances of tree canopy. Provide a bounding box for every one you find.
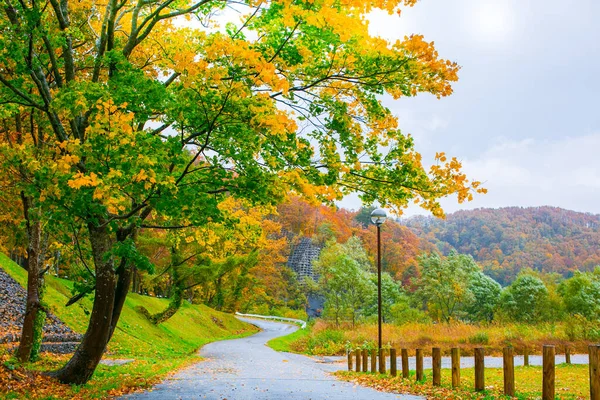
[0,0,484,383]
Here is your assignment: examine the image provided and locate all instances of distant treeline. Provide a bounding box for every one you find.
[402,206,600,285]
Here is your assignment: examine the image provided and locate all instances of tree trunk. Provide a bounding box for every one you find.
[143,249,183,325]
[214,276,223,311]
[17,220,44,362]
[108,258,133,340]
[53,223,116,384]
[131,266,139,293]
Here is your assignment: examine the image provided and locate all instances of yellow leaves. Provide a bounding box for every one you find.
[92,187,105,200]
[88,99,135,140]
[39,184,62,202]
[133,169,149,182]
[184,236,195,243]
[254,109,297,138]
[133,168,158,190]
[67,172,100,189]
[107,168,123,179]
[56,154,80,173]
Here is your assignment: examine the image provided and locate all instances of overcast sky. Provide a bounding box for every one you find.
[338,0,600,216]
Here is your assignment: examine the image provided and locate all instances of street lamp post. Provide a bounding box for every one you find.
[370,208,387,372]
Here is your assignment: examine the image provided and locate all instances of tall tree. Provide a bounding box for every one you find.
[415,251,480,322]
[499,273,549,323]
[559,270,600,320]
[313,237,374,326]
[0,0,484,383]
[0,118,54,362]
[463,271,502,323]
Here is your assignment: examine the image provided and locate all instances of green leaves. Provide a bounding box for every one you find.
[110,238,154,273]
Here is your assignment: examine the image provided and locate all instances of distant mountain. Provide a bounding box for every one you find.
[403,207,600,285]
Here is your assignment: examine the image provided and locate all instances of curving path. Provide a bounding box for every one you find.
[125,317,422,400]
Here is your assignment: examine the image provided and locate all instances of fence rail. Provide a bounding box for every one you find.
[234,312,307,329]
[347,344,600,399]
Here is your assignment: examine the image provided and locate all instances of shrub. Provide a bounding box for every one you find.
[565,314,600,341]
[468,332,489,345]
[306,328,346,355]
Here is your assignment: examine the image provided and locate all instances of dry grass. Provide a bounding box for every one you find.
[290,320,593,356]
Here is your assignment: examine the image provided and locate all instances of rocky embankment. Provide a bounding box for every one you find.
[0,267,81,353]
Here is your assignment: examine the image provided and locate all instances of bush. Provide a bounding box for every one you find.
[390,302,431,325]
[468,332,489,345]
[305,329,346,355]
[565,314,600,341]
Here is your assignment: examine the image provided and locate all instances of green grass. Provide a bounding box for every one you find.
[336,363,589,399]
[267,327,310,353]
[0,253,259,399]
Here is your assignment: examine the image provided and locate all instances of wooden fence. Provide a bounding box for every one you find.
[347,344,600,399]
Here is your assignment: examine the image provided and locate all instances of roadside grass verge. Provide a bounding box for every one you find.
[336,363,588,399]
[0,253,258,399]
[267,327,310,353]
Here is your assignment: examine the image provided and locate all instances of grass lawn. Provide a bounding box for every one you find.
[0,253,259,399]
[266,325,310,353]
[336,363,589,399]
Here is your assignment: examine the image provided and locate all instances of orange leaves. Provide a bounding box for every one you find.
[385,35,460,99]
[254,109,297,139]
[67,172,101,189]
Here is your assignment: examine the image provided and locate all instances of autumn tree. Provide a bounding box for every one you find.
[415,251,480,322]
[499,274,549,323]
[0,0,484,383]
[463,271,502,323]
[313,237,374,326]
[559,270,600,320]
[0,128,55,362]
[365,272,403,322]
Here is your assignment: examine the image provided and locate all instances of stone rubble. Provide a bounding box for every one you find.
[0,267,82,353]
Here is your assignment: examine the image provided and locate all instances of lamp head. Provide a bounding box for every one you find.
[370,208,387,226]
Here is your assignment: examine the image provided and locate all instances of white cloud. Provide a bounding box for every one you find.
[441,133,600,215]
[338,134,600,217]
[466,1,517,43]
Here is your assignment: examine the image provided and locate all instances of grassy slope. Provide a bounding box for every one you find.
[0,253,258,398]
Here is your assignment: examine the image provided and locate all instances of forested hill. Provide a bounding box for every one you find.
[403,206,600,285]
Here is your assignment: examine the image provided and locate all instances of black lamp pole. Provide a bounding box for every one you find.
[377,223,382,353]
[371,207,386,373]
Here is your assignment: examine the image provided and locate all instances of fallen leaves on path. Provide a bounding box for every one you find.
[335,371,487,399]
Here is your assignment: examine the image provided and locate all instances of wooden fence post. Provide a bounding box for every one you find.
[432,347,441,386]
[503,347,515,397]
[362,349,368,372]
[589,345,600,400]
[524,348,529,366]
[402,349,409,379]
[416,348,423,381]
[565,345,571,364]
[451,347,460,388]
[371,349,377,373]
[348,350,353,371]
[542,345,555,400]
[379,348,386,374]
[390,348,397,377]
[355,349,361,372]
[475,347,485,392]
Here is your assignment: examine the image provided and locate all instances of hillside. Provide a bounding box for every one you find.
[0,253,258,398]
[403,206,600,284]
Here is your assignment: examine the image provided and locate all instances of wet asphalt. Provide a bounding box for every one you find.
[124,317,422,400]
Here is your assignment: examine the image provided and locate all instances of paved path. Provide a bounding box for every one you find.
[125,318,421,400]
